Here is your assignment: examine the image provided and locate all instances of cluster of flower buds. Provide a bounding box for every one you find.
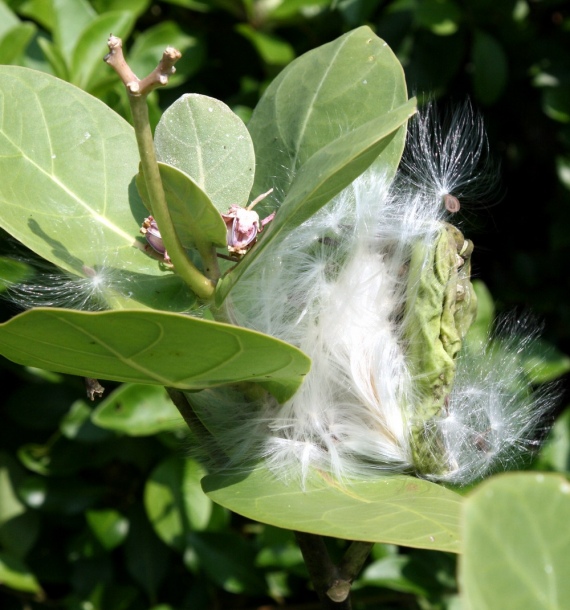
[140,188,276,262]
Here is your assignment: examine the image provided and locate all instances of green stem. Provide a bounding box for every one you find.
[295,533,350,609]
[128,95,215,300]
[166,389,227,468]
[194,238,221,283]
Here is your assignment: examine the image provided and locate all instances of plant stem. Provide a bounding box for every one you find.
[104,36,215,300]
[166,389,227,468]
[128,96,215,299]
[295,534,373,609]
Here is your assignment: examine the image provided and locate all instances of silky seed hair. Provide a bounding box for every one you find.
[206,103,555,485]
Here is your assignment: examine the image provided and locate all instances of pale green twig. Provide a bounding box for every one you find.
[104,36,215,300]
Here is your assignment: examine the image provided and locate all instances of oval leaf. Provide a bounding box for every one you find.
[86,508,129,550]
[155,93,255,211]
[460,473,570,610]
[145,457,212,551]
[216,98,415,303]
[92,384,184,435]
[136,163,227,249]
[247,26,409,199]
[0,66,194,312]
[202,467,462,552]
[0,308,310,400]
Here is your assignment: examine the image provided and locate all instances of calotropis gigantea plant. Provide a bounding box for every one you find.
[0,27,555,608]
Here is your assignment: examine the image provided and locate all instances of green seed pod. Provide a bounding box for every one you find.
[404,222,478,474]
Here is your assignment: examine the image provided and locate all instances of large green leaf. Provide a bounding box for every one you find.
[247,26,409,200]
[0,308,310,400]
[0,66,194,311]
[202,468,462,552]
[216,98,415,303]
[460,473,570,610]
[154,93,255,211]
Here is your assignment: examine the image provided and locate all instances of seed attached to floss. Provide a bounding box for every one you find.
[443,194,460,213]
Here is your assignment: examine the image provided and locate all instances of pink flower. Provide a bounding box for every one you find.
[222,188,275,256]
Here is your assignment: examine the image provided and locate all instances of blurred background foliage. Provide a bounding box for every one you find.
[0,0,569,608]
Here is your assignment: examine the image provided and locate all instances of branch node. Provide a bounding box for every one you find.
[326,580,351,603]
[104,35,181,97]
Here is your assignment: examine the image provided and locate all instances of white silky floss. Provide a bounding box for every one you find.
[223,104,553,485]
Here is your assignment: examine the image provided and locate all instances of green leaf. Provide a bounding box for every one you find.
[0,23,36,65]
[18,475,104,514]
[52,0,96,59]
[0,2,21,36]
[464,280,494,350]
[60,400,115,442]
[472,30,508,105]
[519,338,570,384]
[37,36,69,79]
[144,457,212,551]
[86,509,130,550]
[181,460,213,531]
[91,384,184,435]
[542,86,570,123]
[360,555,430,596]
[187,531,266,595]
[0,308,310,400]
[154,93,256,212]
[415,0,461,36]
[247,26,409,199]
[0,65,195,312]
[0,256,35,292]
[136,163,228,249]
[203,467,462,552]
[460,473,570,610]
[15,0,55,31]
[70,11,136,92]
[537,408,570,473]
[91,0,151,17]
[0,453,40,557]
[216,98,415,302]
[236,24,295,66]
[0,550,42,594]
[18,437,99,475]
[125,507,170,598]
